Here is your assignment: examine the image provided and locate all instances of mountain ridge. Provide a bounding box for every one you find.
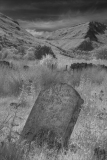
[39,21,107,53]
[0,12,107,60]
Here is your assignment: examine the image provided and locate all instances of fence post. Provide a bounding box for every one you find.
[65,65,68,71]
[52,64,54,71]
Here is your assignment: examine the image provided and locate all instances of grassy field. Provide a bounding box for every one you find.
[0,57,107,160]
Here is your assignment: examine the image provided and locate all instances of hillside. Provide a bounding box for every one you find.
[38,21,107,58]
[0,13,42,48]
[0,12,107,60]
[0,12,55,60]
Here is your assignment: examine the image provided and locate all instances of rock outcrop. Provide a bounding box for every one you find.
[21,83,84,149]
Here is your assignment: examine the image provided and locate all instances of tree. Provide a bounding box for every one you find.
[34,45,56,60]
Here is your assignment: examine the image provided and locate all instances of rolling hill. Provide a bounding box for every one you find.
[41,21,107,51]
[0,12,53,59]
[0,12,107,60]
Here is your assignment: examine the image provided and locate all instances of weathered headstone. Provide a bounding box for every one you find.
[21,83,84,149]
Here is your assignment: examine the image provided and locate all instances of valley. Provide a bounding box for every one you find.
[0,12,107,160]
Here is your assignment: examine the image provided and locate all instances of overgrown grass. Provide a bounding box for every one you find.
[95,46,107,60]
[0,141,27,160]
[0,66,23,97]
[0,59,106,97]
[1,60,107,159]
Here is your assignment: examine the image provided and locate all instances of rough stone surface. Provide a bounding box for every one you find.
[21,83,84,148]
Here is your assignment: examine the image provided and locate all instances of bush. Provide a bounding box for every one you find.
[17,46,26,57]
[34,45,56,60]
[40,55,57,70]
[1,48,18,60]
[0,141,27,160]
[24,47,35,60]
[0,66,23,97]
[95,46,107,60]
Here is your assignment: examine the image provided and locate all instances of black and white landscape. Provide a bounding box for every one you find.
[0,0,107,160]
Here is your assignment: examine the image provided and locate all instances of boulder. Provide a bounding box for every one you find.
[21,83,84,149]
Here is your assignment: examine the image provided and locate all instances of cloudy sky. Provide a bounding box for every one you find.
[0,0,107,31]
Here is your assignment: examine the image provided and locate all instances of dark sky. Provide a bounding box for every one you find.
[0,0,107,30]
[0,0,107,20]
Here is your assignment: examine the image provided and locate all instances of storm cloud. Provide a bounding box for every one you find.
[0,0,107,20]
[18,10,107,31]
[0,0,107,31]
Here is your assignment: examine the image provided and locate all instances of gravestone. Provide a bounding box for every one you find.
[21,83,84,149]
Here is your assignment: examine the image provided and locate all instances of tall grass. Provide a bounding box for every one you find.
[0,60,106,97]
[0,60,107,159]
[0,66,23,97]
[95,46,107,60]
[0,141,28,160]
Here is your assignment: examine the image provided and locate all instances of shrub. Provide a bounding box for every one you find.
[1,48,18,60]
[0,141,27,160]
[0,66,23,97]
[17,46,26,57]
[95,46,107,60]
[40,54,57,70]
[34,45,56,60]
[24,47,35,60]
